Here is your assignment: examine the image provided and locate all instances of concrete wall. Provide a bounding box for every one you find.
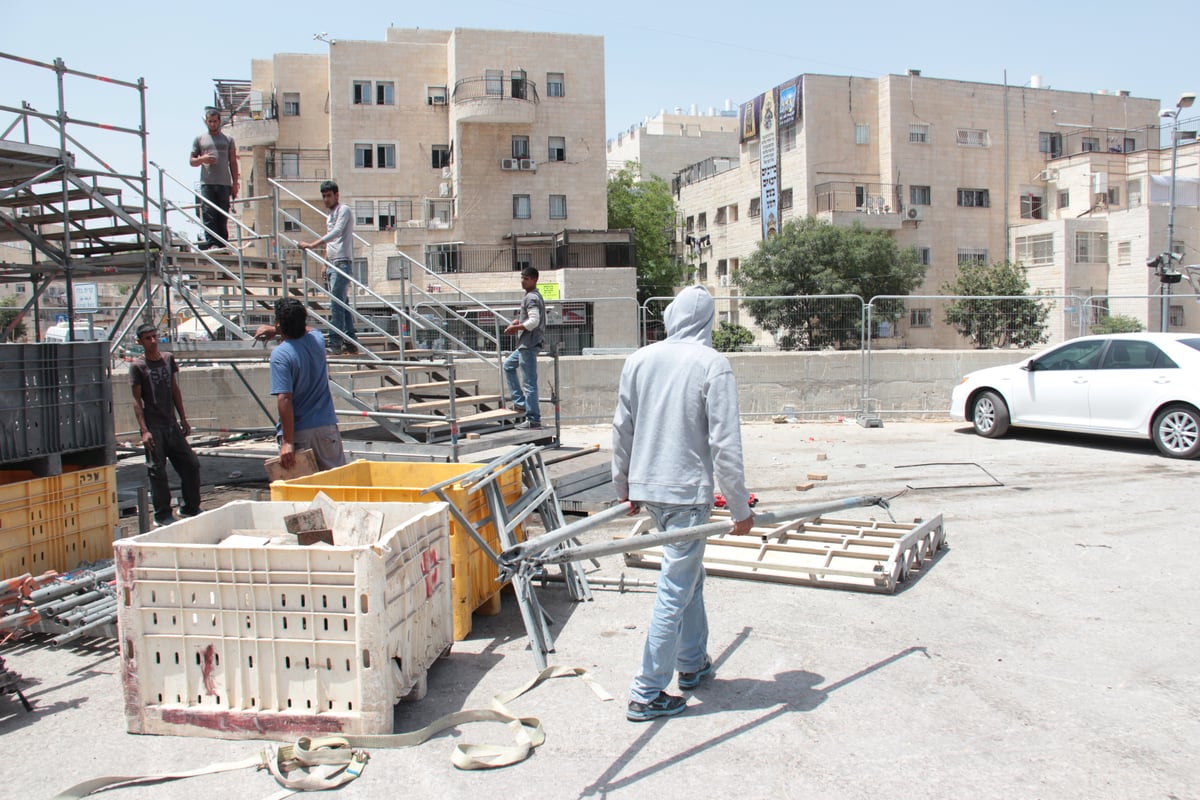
[111,349,1033,436]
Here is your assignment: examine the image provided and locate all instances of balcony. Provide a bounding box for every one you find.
[227,116,279,147]
[452,76,539,125]
[814,181,903,231]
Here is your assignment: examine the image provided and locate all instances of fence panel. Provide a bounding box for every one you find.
[641,294,866,352]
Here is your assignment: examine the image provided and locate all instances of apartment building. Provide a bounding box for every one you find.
[224,27,637,349]
[606,108,741,180]
[673,72,1178,346]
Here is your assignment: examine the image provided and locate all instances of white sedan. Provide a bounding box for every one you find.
[949,333,1200,459]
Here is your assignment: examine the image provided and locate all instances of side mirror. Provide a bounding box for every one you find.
[1021,360,1036,372]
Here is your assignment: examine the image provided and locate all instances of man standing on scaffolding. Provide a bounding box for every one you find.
[189,107,239,251]
[298,180,357,355]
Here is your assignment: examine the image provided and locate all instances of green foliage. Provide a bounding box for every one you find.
[735,217,925,349]
[940,260,1050,349]
[0,295,26,342]
[607,161,684,306]
[1090,314,1144,334]
[711,321,754,352]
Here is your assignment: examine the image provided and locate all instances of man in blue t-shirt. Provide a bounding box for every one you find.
[255,298,346,471]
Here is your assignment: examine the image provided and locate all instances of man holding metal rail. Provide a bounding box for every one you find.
[611,285,755,722]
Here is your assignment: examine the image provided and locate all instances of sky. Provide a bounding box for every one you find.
[3,0,1198,205]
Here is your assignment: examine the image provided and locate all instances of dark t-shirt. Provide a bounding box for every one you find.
[130,352,179,429]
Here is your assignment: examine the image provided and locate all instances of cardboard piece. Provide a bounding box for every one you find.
[265,448,318,482]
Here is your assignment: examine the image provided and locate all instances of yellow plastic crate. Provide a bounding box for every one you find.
[271,460,524,640]
[115,500,452,740]
[0,466,116,579]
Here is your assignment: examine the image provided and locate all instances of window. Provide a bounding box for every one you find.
[957,248,988,266]
[546,72,564,97]
[1058,190,1070,209]
[1101,340,1173,370]
[510,70,528,100]
[354,143,373,168]
[1016,233,1054,266]
[1075,231,1108,263]
[1117,241,1132,266]
[780,124,797,151]
[717,259,728,279]
[917,247,931,266]
[727,204,738,222]
[375,81,394,106]
[431,145,450,169]
[1020,193,1045,219]
[749,197,761,218]
[279,152,299,179]
[282,93,300,116]
[378,201,397,231]
[956,128,989,147]
[549,194,567,219]
[376,144,395,169]
[513,194,531,219]
[425,243,461,274]
[485,69,503,96]
[909,124,930,144]
[1036,339,1106,371]
[352,258,368,284]
[909,308,932,328]
[957,188,990,207]
[715,207,726,225]
[698,261,708,282]
[1124,137,1136,153]
[1127,179,1142,206]
[425,199,452,227]
[511,136,530,159]
[697,212,707,232]
[780,188,793,210]
[1106,186,1120,207]
[547,136,566,162]
[1039,131,1062,158]
[353,81,371,105]
[353,201,374,226]
[281,207,301,233]
[1081,137,1100,152]
[855,124,869,145]
[910,185,931,206]
[1169,305,1185,328]
[426,86,448,105]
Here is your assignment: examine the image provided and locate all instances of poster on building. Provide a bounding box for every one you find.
[739,96,760,143]
[777,76,802,126]
[759,88,779,241]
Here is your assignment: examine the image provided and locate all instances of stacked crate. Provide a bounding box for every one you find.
[0,342,117,577]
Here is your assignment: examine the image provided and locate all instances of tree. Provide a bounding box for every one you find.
[607,162,684,306]
[940,260,1050,349]
[1090,313,1144,334]
[735,217,925,349]
[0,296,26,342]
[711,321,754,352]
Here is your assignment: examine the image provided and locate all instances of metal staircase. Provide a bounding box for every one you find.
[0,51,553,460]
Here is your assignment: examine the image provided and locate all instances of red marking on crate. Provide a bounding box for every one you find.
[201,644,217,695]
[161,708,346,735]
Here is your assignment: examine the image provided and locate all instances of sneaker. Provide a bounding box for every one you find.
[626,692,686,722]
[154,516,177,528]
[677,656,714,690]
[515,420,543,430]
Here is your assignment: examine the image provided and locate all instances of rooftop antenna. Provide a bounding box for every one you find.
[313,32,335,45]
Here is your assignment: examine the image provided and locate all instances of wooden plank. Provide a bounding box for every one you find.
[406,407,521,432]
[0,187,121,208]
[399,394,502,412]
[264,448,318,482]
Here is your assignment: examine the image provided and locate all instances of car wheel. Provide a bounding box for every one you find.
[1152,404,1200,459]
[972,390,1010,438]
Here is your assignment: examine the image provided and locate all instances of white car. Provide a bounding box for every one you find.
[949,333,1200,459]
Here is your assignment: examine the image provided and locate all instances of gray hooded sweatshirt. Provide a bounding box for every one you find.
[611,286,752,521]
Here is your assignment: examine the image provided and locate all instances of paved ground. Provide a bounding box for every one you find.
[4,421,1198,799]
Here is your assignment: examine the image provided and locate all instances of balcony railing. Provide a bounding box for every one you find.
[452,76,539,124]
[814,182,901,214]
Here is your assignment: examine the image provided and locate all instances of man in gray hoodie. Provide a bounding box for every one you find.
[612,285,754,721]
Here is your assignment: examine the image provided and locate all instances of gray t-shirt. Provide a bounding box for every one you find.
[517,289,546,350]
[320,204,354,262]
[191,131,236,186]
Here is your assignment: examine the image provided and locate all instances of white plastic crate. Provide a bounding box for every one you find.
[115,500,452,740]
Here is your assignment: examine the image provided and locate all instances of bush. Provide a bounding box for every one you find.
[711,321,754,352]
[1090,314,1144,334]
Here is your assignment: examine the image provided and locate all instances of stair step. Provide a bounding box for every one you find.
[42,223,143,241]
[354,377,476,397]
[0,186,121,208]
[389,394,503,413]
[15,204,144,227]
[406,407,522,432]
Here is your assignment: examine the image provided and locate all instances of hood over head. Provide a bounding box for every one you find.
[663,286,715,346]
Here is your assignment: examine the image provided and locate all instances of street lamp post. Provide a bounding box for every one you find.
[1159,91,1196,331]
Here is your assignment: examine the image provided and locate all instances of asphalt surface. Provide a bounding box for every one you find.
[3,421,1198,799]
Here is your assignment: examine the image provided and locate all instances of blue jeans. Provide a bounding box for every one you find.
[328,260,356,348]
[630,502,711,704]
[503,345,540,424]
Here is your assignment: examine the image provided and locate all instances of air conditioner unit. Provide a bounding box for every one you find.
[519,158,536,171]
[905,207,923,221]
[441,166,452,179]
[428,93,447,106]
[718,275,730,287]
[1037,168,1058,182]
[500,158,517,170]
[439,182,451,197]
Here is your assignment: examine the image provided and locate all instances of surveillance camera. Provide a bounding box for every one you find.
[1171,251,1184,262]
[1147,255,1162,268]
